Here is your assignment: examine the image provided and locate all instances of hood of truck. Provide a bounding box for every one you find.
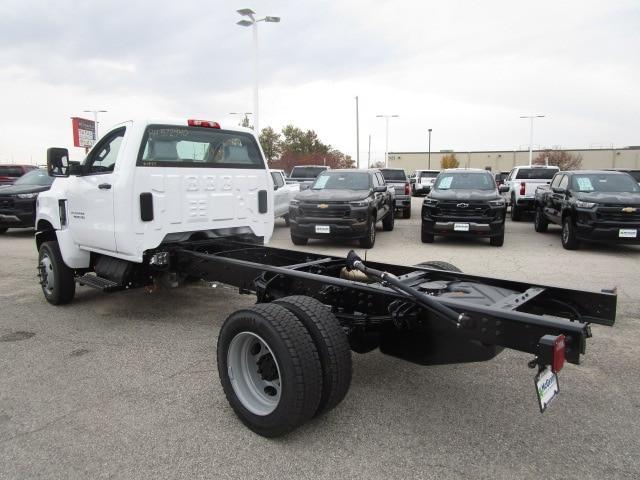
[430,189,501,202]
[295,188,370,203]
[0,184,52,196]
[575,191,640,205]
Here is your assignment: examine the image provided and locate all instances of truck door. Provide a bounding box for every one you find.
[270,171,286,217]
[550,175,567,223]
[373,172,387,220]
[65,127,126,253]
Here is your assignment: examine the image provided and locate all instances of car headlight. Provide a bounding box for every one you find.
[423,198,439,206]
[575,200,596,208]
[16,192,39,199]
[349,200,369,207]
[489,199,506,207]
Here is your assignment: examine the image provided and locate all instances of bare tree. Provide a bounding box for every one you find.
[533,148,582,170]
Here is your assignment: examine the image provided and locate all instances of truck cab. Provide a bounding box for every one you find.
[36,119,274,303]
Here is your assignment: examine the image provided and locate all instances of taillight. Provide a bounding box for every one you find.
[404,182,410,195]
[552,335,566,373]
[188,119,221,128]
[538,334,566,373]
[520,182,526,195]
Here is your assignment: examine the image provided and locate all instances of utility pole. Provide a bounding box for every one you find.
[367,134,371,168]
[376,114,399,168]
[428,128,432,169]
[355,96,360,168]
[520,115,545,166]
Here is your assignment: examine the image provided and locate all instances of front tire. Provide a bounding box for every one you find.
[403,207,411,219]
[534,207,548,233]
[359,218,376,249]
[291,233,308,245]
[510,197,522,221]
[217,304,323,437]
[561,216,579,250]
[38,241,75,305]
[273,296,352,416]
[421,224,434,243]
[490,230,505,247]
[0,227,7,234]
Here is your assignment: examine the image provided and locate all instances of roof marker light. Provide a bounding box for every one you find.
[188,119,221,129]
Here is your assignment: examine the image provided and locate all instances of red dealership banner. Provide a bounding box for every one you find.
[71,117,96,148]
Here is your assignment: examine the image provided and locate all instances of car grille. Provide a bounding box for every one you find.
[596,205,640,223]
[299,204,351,218]
[434,202,493,220]
[0,196,15,208]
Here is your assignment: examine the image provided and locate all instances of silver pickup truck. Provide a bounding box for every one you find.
[270,169,300,225]
[380,168,411,218]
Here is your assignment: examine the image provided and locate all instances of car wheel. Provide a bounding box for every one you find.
[290,234,308,246]
[403,207,411,219]
[490,230,505,247]
[421,224,435,243]
[38,241,76,305]
[217,304,323,437]
[510,197,521,221]
[382,207,394,231]
[561,216,579,250]
[283,214,291,227]
[534,207,548,233]
[359,218,376,249]
[0,227,7,234]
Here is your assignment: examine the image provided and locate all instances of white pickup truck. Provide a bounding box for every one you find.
[499,165,559,220]
[270,169,299,225]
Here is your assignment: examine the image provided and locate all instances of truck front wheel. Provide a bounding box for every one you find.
[534,207,548,233]
[290,233,308,245]
[382,206,395,231]
[217,304,323,437]
[38,241,75,305]
[510,197,522,221]
[561,217,579,250]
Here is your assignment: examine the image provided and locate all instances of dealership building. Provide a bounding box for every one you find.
[387,146,640,173]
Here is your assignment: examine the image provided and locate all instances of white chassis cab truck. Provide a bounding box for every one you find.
[34,120,616,436]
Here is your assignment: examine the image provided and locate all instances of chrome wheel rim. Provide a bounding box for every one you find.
[39,254,55,295]
[562,222,569,243]
[227,331,281,416]
[369,221,375,243]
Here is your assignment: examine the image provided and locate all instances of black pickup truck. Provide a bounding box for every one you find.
[289,169,395,248]
[421,169,506,246]
[534,170,640,249]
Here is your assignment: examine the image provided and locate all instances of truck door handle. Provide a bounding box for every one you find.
[98,183,112,190]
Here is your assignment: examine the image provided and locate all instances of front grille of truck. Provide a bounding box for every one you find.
[0,197,15,209]
[596,205,640,223]
[434,202,493,220]
[299,204,351,218]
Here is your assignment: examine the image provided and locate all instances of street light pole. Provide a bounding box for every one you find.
[83,109,107,142]
[355,96,360,168]
[428,128,432,169]
[237,9,280,135]
[376,114,399,168]
[520,115,545,166]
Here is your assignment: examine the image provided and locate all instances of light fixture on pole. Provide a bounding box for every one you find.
[83,109,107,142]
[355,96,360,168]
[237,8,281,134]
[520,115,545,165]
[427,128,432,169]
[376,114,399,168]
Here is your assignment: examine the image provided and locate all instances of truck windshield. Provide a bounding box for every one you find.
[515,168,557,180]
[137,125,264,169]
[571,173,640,193]
[290,167,327,179]
[434,172,495,190]
[0,166,23,177]
[312,172,370,190]
[380,169,407,182]
[13,169,53,186]
[418,171,439,179]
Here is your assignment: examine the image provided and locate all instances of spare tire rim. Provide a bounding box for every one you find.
[227,331,281,416]
[39,254,54,294]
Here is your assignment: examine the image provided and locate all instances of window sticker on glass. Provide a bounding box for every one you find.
[438,176,453,189]
[576,178,594,191]
[314,175,330,189]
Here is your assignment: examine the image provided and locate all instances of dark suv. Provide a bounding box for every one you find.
[0,164,38,185]
[0,169,54,233]
[421,169,506,246]
[289,169,395,248]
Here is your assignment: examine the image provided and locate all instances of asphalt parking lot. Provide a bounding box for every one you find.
[1,197,639,480]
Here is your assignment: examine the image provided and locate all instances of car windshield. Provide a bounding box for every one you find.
[312,172,371,190]
[13,169,53,186]
[380,169,407,181]
[290,166,327,179]
[0,166,24,177]
[515,168,557,180]
[571,173,640,193]
[434,172,495,190]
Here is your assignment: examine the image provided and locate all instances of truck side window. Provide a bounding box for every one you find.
[507,169,515,181]
[270,172,284,188]
[84,127,126,175]
[376,172,385,185]
[372,173,381,187]
[559,175,569,190]
[550,174,562,189]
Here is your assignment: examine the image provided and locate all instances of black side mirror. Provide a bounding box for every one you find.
[499,185,510,193]
[47,148,70,177]
[273,184,279,191]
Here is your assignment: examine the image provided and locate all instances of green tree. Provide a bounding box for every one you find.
[441,153,459,169]
[259,127,281,165]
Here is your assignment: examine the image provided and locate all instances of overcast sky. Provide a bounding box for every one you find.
[1,0,638,165]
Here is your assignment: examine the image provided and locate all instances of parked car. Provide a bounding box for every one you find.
[494,171,510,187]
[270,169,300,226]
[289,169,395,248]
[411,170,440,196]
[0,164,38,186]
[499,165,559,220]
[533,170,640,249]
[421,169,506,246]
[288,165,330,191]
[606,169,640,185]
[0,169,54,233]
[380,168,411,218]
